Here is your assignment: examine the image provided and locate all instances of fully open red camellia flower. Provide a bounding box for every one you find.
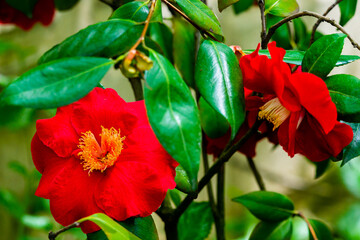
[31,88,178,233]
[239,42,353,161]
[0,0,55,30]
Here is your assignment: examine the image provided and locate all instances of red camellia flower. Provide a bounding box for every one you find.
[0,0,55,30]
[31,88,178,233]
[239,42,353,161]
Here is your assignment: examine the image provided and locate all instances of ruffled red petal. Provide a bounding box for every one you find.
[289,72,337,134]
[70,88,138,141]
[36,105,79,158]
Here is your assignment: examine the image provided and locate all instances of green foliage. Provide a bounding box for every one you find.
[144,50,201,191]
[308,219,333,240]
[39,20,143,64]
[148,22,174,62]
[302,33,346,78]
[5,0,38,18]
[266,15,292,49]
[232,0,253,14]
[195,40,245,140]
[54,0,80,11]
[339,0,357,26]
[342,122,360,166]
[175,165,193,194]
[264,0,299,17]
[233,191,295,222]
[312,159,330,179]
[178,202,214,240]
[0,57,113,109]
[340,157,360,198]
[110,1,149,22]
[218,0,240,12]
[336,204,360,239]
[326,74,360,123]
[175,0,224,41]
[250,219,293,240]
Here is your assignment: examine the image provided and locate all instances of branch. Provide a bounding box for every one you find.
[129,77,144,101]
[310,0,344,45]
[264,11,360,51]
[161,0,219,42]
[257,0,267,49]
[246,157,266,191]
[173,119,263,219]
[48,222,80,240]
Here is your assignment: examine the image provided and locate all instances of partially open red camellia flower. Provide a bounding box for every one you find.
[239,42,353,161]
[0,0,55,30]
[31,88,178,233]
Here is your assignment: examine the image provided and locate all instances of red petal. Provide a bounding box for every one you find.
[36,105,79,158]
[70,88,138,140]
[289,72,337,134]
[95,162,169,221]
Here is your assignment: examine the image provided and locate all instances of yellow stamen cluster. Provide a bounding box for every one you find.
[258,98,291,130]
[78,126,125,174]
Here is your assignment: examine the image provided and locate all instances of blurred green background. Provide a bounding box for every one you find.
[0,0,360,239]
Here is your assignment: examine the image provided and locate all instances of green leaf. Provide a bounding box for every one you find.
[199,97,229,138]
[218,0,240,12]
[342,122,360,166]
[54,0,80,11]
[148,22,173,62]
[80,213,140,240]
[169,189,181,207]
[264,0,299,17]
[195,40,245,140]
[326,74,360,122]
[152,0,163,22]
[302,33,346,78]
[175,165,194,194]
[232,0,253,14]
[5,0,38,18]
[250,219,293,240]
[175,0,224,41]
[340,157,360,198]
[233,191,295,222]
[336,204,360,239]
[39,20,143,64]
[312,159,330,179]
[178,202,214,240]
[0,189,24,219]
[293,18,307,45]
[110,1,149,22]
[144,50,201,190]
[308,219,333,240]
[0,57,113,109]
[266,15,292,49]
[173,17,196,87]
[21,215,53,230]
[339,0,357,26]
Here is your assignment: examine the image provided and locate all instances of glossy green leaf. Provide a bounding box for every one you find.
[0,57,113,109]
[233,191,295,222]
[308,219,333,240]
[175,0,224,41]
[144,50,201,190]
[264,0,299,17]
[199,97,229,138]
[54,0,80,11]
[250,219,293,240]
[152,0,163,22]
[218,0,240,12]
[302,33,346,78]
[5,0,38,18]
[110,2,149,22]
[196,40,245,140]
[339,0,357,26]
[243,49,360,67]
[173,17,196,87]
[148,22,173,62]
[169,189,181,207]
[293,18,307,45]
[80,213,140,240]
[342,122,360,166]
[178,202,214,240]
[312,159,330,179]
[326,74,360,122]
[39,20,143,64]
[232,0,253,14]
[266,15,291,49]
[175,165,193,194]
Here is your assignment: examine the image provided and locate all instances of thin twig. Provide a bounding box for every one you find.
[173,119,263,219]
[246,157,266,191]
[129,77,144,101]
[310,0,344,45]
[264,11,360,51]
[257,0,267,49]
[161,0,219,42]
[48,222,80,240]
[296,212,318,240]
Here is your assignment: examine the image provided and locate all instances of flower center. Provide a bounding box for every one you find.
[78,126,125,174]
[258,98,291,130]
